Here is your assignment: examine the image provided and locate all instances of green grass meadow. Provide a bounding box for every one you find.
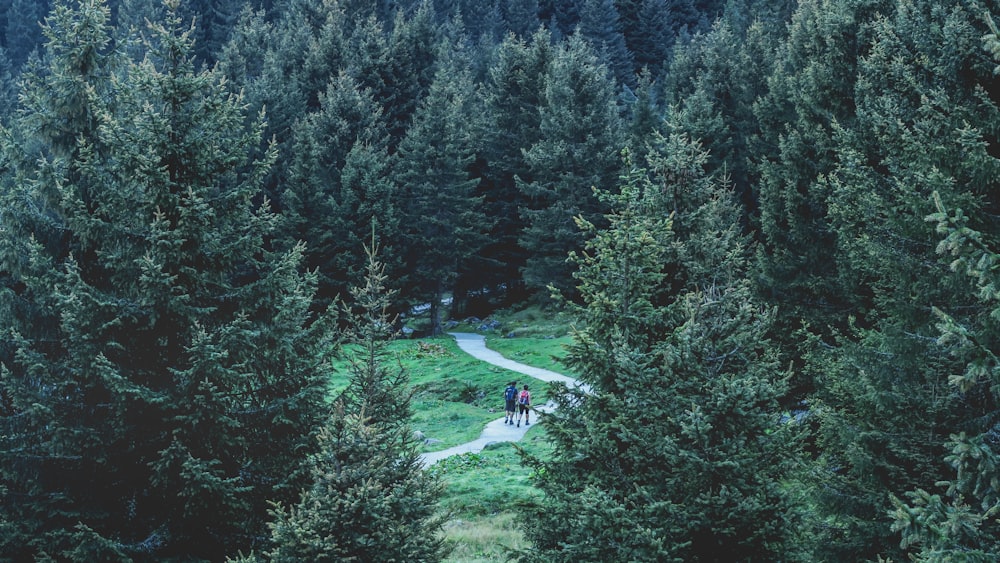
[483,334,573,375]
[430,431,553,562]
[339,336,557,451]
[333,305,576,561]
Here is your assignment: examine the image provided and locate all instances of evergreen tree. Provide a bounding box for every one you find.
[503,0,540,38]
[217,1,307,208]
[623,68,662,165]
[4,0,47,67]
[813,1,1000,559]
[115,0,164,59]
[283,71,395,311]
[0,2,331,558]
[458,0,504,43]
[394,37,488,334]
[577,0,634,87]
[750,0,890,356]
[380,1,443,153]
[890,191,1000,561]
[664,13,773,225]
[188,0,241,65]
[519,136,802,561]
[216,4,271,91]
[219,0,354,208]
[539,0,579,37]
[479,28,553,306]
[619,0,671,75]
[0,47,15,122]
[518,34,625,298]
[247,243,448,563]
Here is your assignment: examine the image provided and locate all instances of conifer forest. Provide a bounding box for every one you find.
[2,0,1000,560]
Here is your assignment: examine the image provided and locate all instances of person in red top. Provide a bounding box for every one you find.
[516,384,531,427]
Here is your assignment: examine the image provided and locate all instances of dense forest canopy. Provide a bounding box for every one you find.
[1,0,999,560]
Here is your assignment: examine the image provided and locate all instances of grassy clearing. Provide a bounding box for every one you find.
[332,336,552,452]
[459,303,577,375]
[429,431,554,562]
[440,512,527,563]
[484,334,574,375]
[490,304,575,337]
[336,304,569,560]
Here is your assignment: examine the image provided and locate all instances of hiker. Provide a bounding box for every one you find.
[503,381,518,425]
[516,384,531,427]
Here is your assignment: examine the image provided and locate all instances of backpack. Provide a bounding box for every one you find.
[504,386,517,402]
[518,390,529,405]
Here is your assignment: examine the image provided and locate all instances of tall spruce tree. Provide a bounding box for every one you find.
[577,0,634,87]
[519,136,802,561]
[394,36,487,334]
[0,1,332,559]
[282,71,396,311]
[888,192,1000,561]
[186,0,241,65]
[218,0,351,209]
[812,1,1000,560]
[4,0,48,67]
[751,0,890,340]
[503,0,540,37]
[480,28,553,305]
[380,1,442,153]
[517,33,625,298]
[663,13,774,224]
[246,243,448,562]
[619,0,671,75]
[0,46,15,123]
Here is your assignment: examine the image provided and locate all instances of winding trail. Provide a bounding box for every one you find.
[418,332,585,467]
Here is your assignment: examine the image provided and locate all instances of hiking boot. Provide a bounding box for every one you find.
[516,421,520,427]
[525,421,530,425]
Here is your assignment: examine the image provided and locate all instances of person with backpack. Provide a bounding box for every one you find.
[503,381,518,425]
[516,384,531,427]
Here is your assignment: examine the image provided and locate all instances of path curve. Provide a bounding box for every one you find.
[418,333,583,467]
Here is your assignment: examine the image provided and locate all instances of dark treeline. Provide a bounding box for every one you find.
[1,0,999,561]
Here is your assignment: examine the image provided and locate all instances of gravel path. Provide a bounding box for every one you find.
[418,332,584,467]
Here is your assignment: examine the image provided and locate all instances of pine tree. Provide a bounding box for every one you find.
[577,0,634,87]
[817,2,1000,560]
[624,0,671,75]
[188,0,241,65]
[890,193,1000,561]
[4,0,47,67]
[218,0,350,208]
[246,243,448,563]
[394,36,488,334]
[479,28,553,306]
[519,136,802,561]
[380,1,442,153]
[539,0,579,37]
[0,46,15,122]
[0,2,332,558]
[503,0,540,38]
[215,3,270,88]
[664,13,773,227]
[751,0,891,339]
[283,71,395,311]
[623,68,661,166]
[517,33,625,298]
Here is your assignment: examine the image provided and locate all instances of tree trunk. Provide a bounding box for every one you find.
[429,282,443,336]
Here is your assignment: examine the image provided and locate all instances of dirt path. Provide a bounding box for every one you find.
[418,332,584,467]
